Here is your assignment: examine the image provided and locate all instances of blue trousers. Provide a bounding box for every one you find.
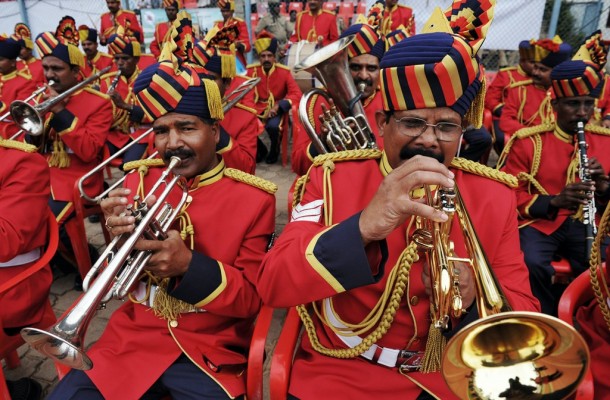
[48,354,243,400]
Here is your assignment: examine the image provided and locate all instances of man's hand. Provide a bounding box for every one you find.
[421,260,476,314]
[550,182,594,211]
[359,155,455,246]
[109,91,130,110]
[44,86,68,114]
[588,157,609,195]
[101,188,139,237]
[268,104,280,118]
[134,230,192,278]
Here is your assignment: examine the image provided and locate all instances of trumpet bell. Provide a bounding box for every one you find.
[9,100,44,136]
[21,326,93,370]
[442,311,589,399]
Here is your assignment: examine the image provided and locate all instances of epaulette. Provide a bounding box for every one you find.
[275,63,291,71]
[17,70,33,80]
[451,157,518,188]
[508,79,533,89]
[312,149,383,167]
[235,102,259,116]
[246,62,261,69]
[224,168,278,194]
[586,123,610,136]
[123,158,165,173]
[0,139,37,153]
[321,9,335,15]
[514,122,554,139]
[499,66,518,72]
[84,86,112,100]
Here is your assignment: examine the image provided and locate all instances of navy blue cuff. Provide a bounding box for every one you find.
[312,212,386,290]
[603,115,610,121]
[278,99,291,113]
[216,126,231,152]
[308,142,320,160]
[49,109,76,133]
[129,105,145,124]
[169,251,223,304]
[529,195,557,219]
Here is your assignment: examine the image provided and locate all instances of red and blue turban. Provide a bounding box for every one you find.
[340,24,384,60]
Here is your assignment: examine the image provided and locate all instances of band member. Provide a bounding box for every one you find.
[499,35,610,315]
[255,0,292,57]
[247,33,302,164]
[13,23,45,86]
[0,34,38,139]
[257,2,539,398]
[100,0,143,46]
[99,32,149,167]
[379,0,415,36]
[48,59,277,400]
[78,25,114,79]
[213,0,251,69]
[0,138,52,400]
[150,0,181,59]
[290,0,339,47]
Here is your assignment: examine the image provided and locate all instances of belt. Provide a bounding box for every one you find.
[132,282,206,314]
[0,247,41,268]
[322,299,423,371]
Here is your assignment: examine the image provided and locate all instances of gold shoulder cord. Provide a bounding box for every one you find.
[450,157,518,188]
[0,138,37,153]
[224,168,278,194]
[589,203,610,332]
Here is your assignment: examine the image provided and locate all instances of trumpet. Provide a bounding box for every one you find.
[21,156,188,370]
[0,85,50,123]
[106,70,122,94]
[10,66,111,136]
[294,35,377,154]
[414,185,590,399]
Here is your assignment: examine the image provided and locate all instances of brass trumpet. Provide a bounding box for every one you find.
[415,185,590,399]
[294,35,377,154]
[21,156,188,370]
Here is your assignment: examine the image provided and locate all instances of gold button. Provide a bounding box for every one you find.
[170,320,178,328]
[410,296,419,306]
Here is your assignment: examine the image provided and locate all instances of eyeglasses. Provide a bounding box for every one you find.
[393,117,464,142]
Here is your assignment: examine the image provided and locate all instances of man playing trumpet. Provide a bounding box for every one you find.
[257,1,540,398]
[48,55,277,399]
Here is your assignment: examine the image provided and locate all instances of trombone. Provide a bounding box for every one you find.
[0,85,50,123]
[21,157,188,370]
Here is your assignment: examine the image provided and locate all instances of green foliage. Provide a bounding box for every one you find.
[542,0,585,49]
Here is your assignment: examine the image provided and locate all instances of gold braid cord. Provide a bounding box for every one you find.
[496,123,553,169]
[589,203,610,332]
[311,149,382,167]
[0,138,37,153]
[224,168,278,194]
[123,158,165,172]
[292,174,309,210]
[451,157,518,188]
[297,243,420,358]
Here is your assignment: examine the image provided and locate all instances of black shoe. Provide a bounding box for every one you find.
[256,138,268,163]
[74,274,83,291]
[265,148,279,164]
[6,378,42,400]
[88,214,100,223]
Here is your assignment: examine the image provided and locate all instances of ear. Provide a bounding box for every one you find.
[211,121,221,144]
[375,110,387,137]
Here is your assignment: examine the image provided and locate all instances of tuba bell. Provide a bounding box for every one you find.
[415,184,590,399]
[294,35,378,154]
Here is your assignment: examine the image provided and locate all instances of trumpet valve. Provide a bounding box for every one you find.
[412,228,433,251]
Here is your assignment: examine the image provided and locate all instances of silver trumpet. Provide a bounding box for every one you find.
[21,157,188,370]
[0,84,50,123]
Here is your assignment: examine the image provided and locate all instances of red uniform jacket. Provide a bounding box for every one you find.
[150,21,172,58]
[99,68,149,149]
[500,124,610,235]
[40,87,112,203]
[290,9,339,46]
[594,74,610,122]
[0,144,52,329]
[499,81,553,137]
[212,17,251,68]
[86,159,276,399]
[291,89,384,176]
[0,69,38,139]
[80,51,114,79]
[218,76,262,174]
[138,54,158,71]
[485,65,530,117]
[574,245,610,398]
[381,4,415,36]
[17,57,44,87]
[246,62,302,117]
[100,10,143,45]
[258,152,539,399]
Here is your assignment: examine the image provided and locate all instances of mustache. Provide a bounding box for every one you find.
[164,148,195,163]
[399,146,445,163]
[354,78,373,88]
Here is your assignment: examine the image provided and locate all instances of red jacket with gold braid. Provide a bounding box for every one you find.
[150,21,172,59]
[85,158,276,400]
[245,62,302,118]
[381,4,415,36]
[290,9,339,46]
[212,17,251,67]
[17,57,45,87]
[290,89,384,176]
[218,76,262,174]
[499,81,553,137]
[39,87,112,202]
[80,51,114,79]
[100,10,143,45]
[0,69,38,139]
[0,142,52,329]
[500,123,610,235]
[485,65,530,117]
[258,152,539,399]
[99,68,150,149]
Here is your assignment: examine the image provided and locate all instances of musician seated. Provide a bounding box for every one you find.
[48,59,276,400]
[0,138,52,400]
[500,35,610,315]
[246,33,302,164]
[257,4,540,399]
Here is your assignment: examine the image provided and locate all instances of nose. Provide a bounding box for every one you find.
[166,128,183,150]
[414,124,440,148]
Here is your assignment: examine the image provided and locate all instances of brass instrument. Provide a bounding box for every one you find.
[222,76,261,111]
[294,35,377,154]
[415,185,589,399]
[21,157,188,370]
[106,70,122,94]
[0,85,50,123]
[10,66,112,136]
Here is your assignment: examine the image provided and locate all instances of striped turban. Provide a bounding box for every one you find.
[340,24,384,60]
[0,35,21,59]
[107,33,141,57]
[35,31,84,67]
[13,23,33,50]
[78,25,98,44]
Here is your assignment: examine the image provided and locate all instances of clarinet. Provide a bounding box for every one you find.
[576,120,597,259]
[106,70,122,94]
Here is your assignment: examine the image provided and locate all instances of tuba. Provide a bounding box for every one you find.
[21,157,188,370]
[415,185,590,399]
[294,35,378,154]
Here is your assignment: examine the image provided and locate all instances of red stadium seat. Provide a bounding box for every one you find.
[323,1,338,12]
[183,0,197,8]
[269,307,301,399]
[356,1,367,15]
[246,305,275,400]
[289,2,303,13]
